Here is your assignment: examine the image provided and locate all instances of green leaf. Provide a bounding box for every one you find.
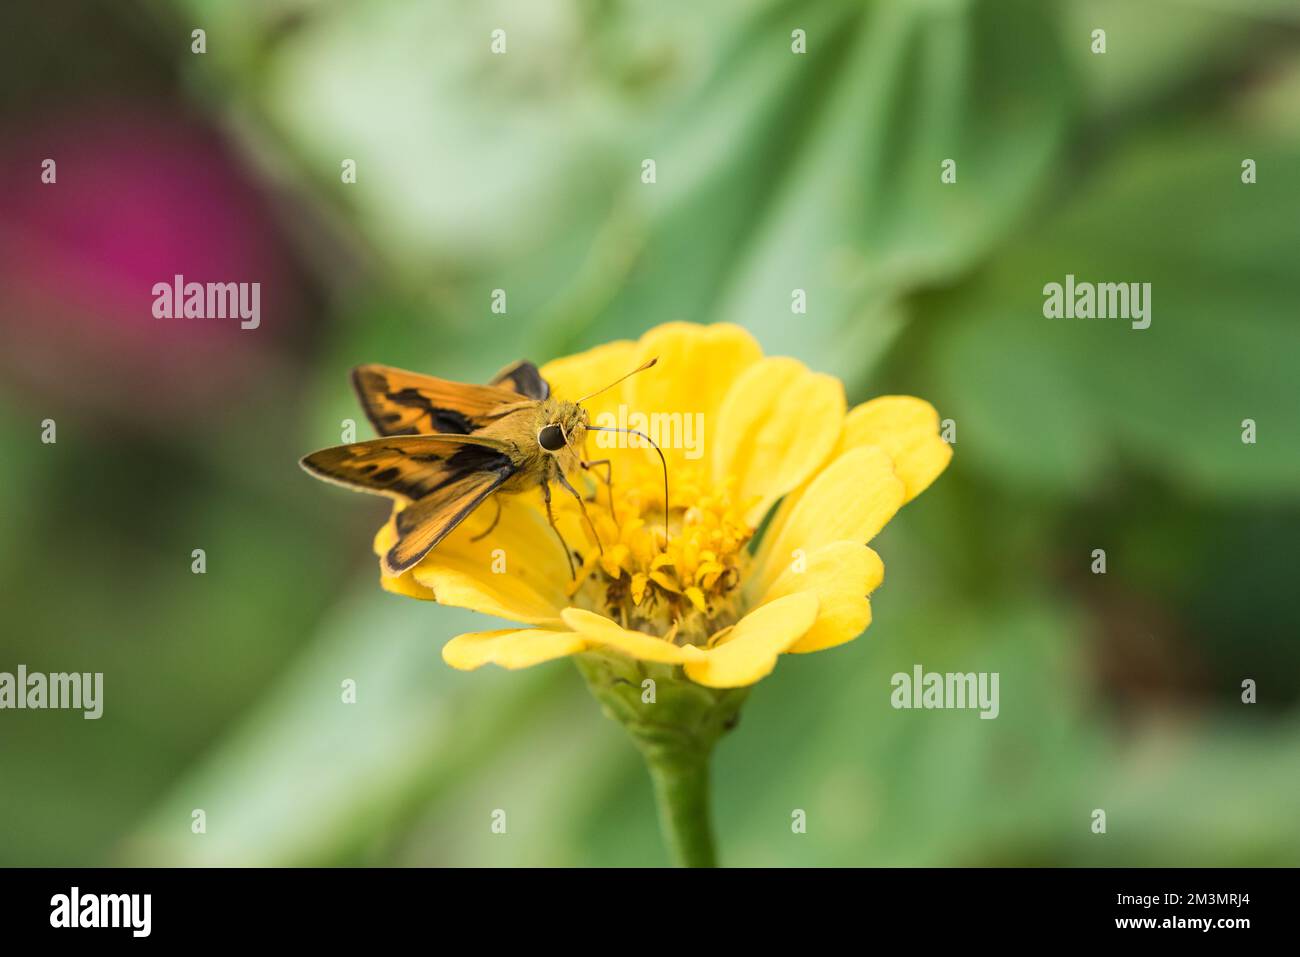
[921,122,1300,498]
[174,0,1072,379]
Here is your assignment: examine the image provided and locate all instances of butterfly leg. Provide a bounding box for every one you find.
[557,470,604,556]
[469,497,502,542]
[581,458,617,523]
[541,479,577,579]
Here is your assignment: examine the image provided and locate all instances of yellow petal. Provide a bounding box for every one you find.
[442,628,587,671]
[405,498,571,625]
[373,517,436,599]
[624,323,763,472]
[373,515,399,556]
[684,586,709,613]
[598,543,630,580]
[713,356,845,525]
[379,570,436,600]
[540,339,637,424]
[839,396,952,502]
[684,592,819,688]
[649,570,680,593]
[695,560,724,585]
[754,445,904,595]
[560,608,704,664]
[757,541,884,654]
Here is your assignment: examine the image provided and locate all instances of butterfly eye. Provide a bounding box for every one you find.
[537,424,567,452]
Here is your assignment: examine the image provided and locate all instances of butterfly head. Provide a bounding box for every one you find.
[536,400,589,459]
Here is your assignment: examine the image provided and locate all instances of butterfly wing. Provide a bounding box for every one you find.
[490,360,550,400]
[300,433,513,500]
[352,364,530,436]
[384,470,508,573]
[300,434,516,572]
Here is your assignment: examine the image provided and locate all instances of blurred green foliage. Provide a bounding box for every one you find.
[1,0,1298,866]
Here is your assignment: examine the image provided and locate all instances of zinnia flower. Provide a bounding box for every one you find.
[367,321,950,865]
[375,321,950,687]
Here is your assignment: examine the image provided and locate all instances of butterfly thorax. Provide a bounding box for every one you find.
[474,397,588,494]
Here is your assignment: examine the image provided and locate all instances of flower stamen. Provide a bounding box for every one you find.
[563,462,755,647]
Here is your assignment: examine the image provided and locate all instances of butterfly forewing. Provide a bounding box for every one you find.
[352,364,530,437]
[300,434,514,502]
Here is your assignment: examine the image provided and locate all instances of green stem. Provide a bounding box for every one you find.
[573,653,748,868]
[645,748,716,868]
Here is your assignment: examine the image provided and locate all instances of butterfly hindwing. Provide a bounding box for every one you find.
[385,469,511,573]
[352,364,529,436]
[490,360,550,400]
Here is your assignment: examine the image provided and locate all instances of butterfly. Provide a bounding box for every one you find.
[300,359,664,578]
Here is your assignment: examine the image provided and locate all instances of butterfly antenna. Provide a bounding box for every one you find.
[586,426,670,546]
[575,357,658,405]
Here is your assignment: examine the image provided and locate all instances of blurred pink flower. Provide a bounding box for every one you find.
[0,103,302,426]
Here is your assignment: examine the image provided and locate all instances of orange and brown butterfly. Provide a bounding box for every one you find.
[300,358,661,578]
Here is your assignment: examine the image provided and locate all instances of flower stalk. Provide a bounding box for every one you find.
[574,652,749,867]
[646,746,715,868]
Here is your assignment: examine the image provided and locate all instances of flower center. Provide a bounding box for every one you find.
[566,462,754,646]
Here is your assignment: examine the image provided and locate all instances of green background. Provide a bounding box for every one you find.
[1,0,1297,866]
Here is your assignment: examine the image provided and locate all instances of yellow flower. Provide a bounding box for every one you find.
[374,322,951,689]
